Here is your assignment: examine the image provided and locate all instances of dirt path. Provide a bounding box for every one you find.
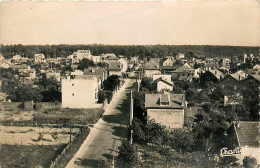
[66,78,135,168]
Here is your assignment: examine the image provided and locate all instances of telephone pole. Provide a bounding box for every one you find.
[130,90,133,144]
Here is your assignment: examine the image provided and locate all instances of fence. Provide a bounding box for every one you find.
[49,136,76,168]
[0,121,88,128]
[0,101,61,110]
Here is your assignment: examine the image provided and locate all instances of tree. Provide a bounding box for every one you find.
[218,156,239,168]
[117,140,138,168]
[243,156,257,168]
[77,58,95,71]
[34,76,61,102]
[103,75,120,91]
[14,84,43,102]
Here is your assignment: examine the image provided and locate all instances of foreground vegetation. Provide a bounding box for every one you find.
[0,144,66,168]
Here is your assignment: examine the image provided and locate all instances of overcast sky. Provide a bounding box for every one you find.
[0,1,259,46]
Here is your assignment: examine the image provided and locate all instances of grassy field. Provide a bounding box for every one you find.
[0,144,66,168]
[33,108,104,125]
[0,108,104,126]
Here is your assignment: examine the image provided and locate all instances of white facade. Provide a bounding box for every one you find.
[176,53,185,60]
[153,74,172,82]
[145,70,161,78]
[157,81,173,92]
[109,71,122,76]
[147,109,184,129]
[92,56,102,63]
[34,54,45,63]
[62,76,99,108]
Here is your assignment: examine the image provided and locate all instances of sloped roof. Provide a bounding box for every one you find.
[145,94,185,109]
[230,70,248,81]
[84,67,106,76]
[250,74,260,83]
[153,78,173,86]
[12,64,29,69]
[108,62,121,71]
[236,121,259,148]
[145,62,160,70]
[208,69,224,80]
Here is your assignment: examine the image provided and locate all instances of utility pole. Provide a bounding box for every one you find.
[130,90,133,144]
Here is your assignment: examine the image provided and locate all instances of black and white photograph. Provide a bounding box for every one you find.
[0,0,259,167]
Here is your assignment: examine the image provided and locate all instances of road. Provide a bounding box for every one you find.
[66,78,136,168]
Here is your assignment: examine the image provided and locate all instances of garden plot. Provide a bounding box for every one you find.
[0,126,80,145]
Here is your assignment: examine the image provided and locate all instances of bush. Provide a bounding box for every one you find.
[243,156,257,168]
[218,156,239,167]
[117,140,138,168]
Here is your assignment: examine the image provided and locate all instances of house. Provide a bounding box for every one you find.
[153,78,174,92]
[103,53,118,62]
[233,121,260,165]
[161,56,175,66]
[253,64,260,71]
[152,74,172,82]
[144,62,160,78]
[200,69,225,86]
[92,56,102,63]
[242,74,260,90]
[243,54,254,63]
[68,50,92,63]
[1,60,12,69]
[204,58,219,71]
[171,63,195,81]
[219,70,248,93]
[176,53,185,60]
[149,58,160,63]
[46,71,61,81]
[34,54,45,63]
[84,67,108,82]
[222,58,231,69]
[18,69,36,81]
[62,75,100,108]
[12,55,22,60]
[160,64,182,74]
[70,70,84,76]
[108,61,122,76]
[145,94,187,129]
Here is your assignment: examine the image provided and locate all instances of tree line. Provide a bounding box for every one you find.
[0,44,258,60]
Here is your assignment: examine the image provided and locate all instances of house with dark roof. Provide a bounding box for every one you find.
[108,61,122,76]
[219,70,248,93]
[242,74,260,91]
[200,69,225,86]
[233,121,260,165]
[145,94,187,129]
[144,62,160,78]
[84,67,107,82]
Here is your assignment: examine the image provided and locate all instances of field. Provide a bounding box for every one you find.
[0,144,66,168]
[0,108,104,125]
[0,108,104,167]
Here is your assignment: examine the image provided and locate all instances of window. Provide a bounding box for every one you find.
[72,93,74,96]
[72,84,74,86]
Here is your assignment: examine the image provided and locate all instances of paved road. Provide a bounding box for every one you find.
[66,78,135,168]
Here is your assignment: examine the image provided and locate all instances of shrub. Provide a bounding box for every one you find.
[117,140,138,168]
[243,156,257,168]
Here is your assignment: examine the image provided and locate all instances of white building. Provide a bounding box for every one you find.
[68,50,92,63]
[62,75,99,109]
[34,54,45,63]
[176,53,185,60]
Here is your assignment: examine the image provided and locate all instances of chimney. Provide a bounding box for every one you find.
[239,75,240,81]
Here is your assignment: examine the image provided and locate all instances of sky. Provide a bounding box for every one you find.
[0,1,259,46]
